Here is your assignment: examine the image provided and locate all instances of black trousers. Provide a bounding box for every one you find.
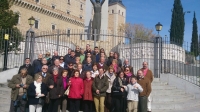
[138,96,147,112]
[104,93,112,111]
[83,100,94,112]
[9,95,27,112]
[42,102,49,112]
[111,96,127,112]
[69,99,80,112]
[48,99,60,112]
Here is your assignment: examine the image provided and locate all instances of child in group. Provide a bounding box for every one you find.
[124,76,143,112]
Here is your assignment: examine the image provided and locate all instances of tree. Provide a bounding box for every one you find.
[169,0,185,46]
[190,12,198,57]
[118,23,156,41]
[0,0,23,53]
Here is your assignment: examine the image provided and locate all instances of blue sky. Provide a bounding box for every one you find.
[123,0,200,44]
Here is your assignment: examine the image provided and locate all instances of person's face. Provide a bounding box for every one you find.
[110,52,114,57]
[42,66,48,73]
[54,51,58,56]
[25,59,30,65]
[87,58,92,63]
[93,65,97,71]
[99,69,104,75]
[76,46,80,51]
[77,65,82,70]
[143,62,148,69]
[109,68,114,74]
[42,58,47,64]
[54,60,60,66]
[68,64,73,69]
[94,48,99,53]
[59,57,64,63]
[137,71,144,78]
[125,68,130,73]
[38,54,43,59]
[100,53,105,57]
[53,70,58,75]
[100,58,105,63]
[86,45,90,50]
[114,53,118,58]
[86,72,91,79]
[71,52,75,57]
[125,60,129,65]
[112,61,116,65]
[76,59,80,64]
[37,76,42,83]
[62,72,68,77]
[80,49,84,54]
[100,49,104,52]
[119,72,124,78]
[21,69,27,75]
[74,72,79,77]
[68,49,71,54]
[131,78,137,84]
[87,53,91,57]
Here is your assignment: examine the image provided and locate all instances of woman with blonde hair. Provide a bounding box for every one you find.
[110,59,121,74]
[27,74,47,112]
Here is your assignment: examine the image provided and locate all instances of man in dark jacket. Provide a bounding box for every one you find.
[82,52,96,64]
[107,51,114,66]
[48,59,64,76]
[66,62,75,78]
[51,51,60,65]
[18,58,34,77]
[64,50,76,66]
[83,57,93,72]
[93,46,100,63]
[92,67,109,112]
[75,46,81,57]
[8,68,33,112]
[32,53,43,74]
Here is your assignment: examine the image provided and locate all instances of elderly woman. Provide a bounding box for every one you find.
[8,68,33,112]
[47,67,63,112]
[27,74,47,112]
[68,70,84,112]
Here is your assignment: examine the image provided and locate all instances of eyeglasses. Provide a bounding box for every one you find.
[42,68,48,69]
[60,59,64,60]
[69,65,73,66]
[126,70,130,71]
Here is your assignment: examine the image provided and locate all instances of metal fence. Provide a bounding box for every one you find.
[0,29,200,86]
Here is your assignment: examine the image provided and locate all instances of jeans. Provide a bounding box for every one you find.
[138,96,147,112]
[29,104,42,112]
[69,99,80,112]
[48,99,60,112]
[127,101,138,112]
[94,96,105,112]
[10,95,27,112]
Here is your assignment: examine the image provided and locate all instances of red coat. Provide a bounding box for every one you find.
[83,78,94,101]
[68,77,84,99]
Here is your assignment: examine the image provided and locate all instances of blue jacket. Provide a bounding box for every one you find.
[83,63,93,72]
[27,82,47,105]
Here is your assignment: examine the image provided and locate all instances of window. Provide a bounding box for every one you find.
[68,0,71,5]
[52,24,56,30]
[67,10,70,14]
[112,10,114,14]
[35,0,39,3]
[119,10,120,14]
[80,4,83,10]
[122,12,124,16]
[67,29,70,37]
[35,20,39,29]
[52,5,56,9]
[80,15,83,19]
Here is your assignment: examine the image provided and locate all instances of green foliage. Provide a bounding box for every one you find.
[190,12,199,57]
[170,0,185,46]
[0,0,23,53]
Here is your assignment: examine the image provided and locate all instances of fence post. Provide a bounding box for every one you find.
[154,37,160,78]
[130,37,133,66]
[30,31,35,63]
[94,29,97,47]
[56,29,60,51]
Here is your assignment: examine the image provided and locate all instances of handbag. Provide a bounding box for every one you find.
[64,86,70,95]
[38,98,45,106]
[22,92,27,100]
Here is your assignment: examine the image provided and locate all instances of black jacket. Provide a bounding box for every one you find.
[47,75,64,99]
[18,64,34,77]
[27,82,47,105]
[111,77,128,97]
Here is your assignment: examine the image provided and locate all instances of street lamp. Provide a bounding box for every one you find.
[155,22,163,35]
[28,16,35,27]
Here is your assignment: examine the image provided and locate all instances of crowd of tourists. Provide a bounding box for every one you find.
[8,44,153,112]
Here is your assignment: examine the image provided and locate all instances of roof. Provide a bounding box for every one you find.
[109,0,125,7]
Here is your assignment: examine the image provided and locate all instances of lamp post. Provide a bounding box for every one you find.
[3,34,9,71]
[24,16,35,63]
[155,22,163,35]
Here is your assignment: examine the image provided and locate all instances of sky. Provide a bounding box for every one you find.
[123,0,200,45]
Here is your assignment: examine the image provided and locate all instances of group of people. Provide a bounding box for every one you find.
[8,44,153,112]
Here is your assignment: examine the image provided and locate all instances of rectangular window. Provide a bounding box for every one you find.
[67,10,70,14]
[68,0,71,5]
[80,16,82,19]
[35,0,39,2]
[67,29,70,37]
[52,24,56,30]
[112,10,114,14]
[80,4,83,10]
[52,5,55,9]
[35,20,39,29]
[122,12,124,16]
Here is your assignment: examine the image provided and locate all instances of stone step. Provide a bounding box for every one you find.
[152,85,177,90]
[152,94,194,102]
[151,89,186,95]
[0,87,11,95]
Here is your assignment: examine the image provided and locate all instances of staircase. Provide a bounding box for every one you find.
[1,79,200,112]
[152,79,200,112]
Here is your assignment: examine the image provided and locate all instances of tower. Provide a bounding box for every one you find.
[108,0,126,34]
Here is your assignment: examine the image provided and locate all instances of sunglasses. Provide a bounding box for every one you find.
[60,59,64,60]
[69,65,73,66]
[42,68,48,69]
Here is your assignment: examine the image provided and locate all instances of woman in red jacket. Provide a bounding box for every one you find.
[68,70,84,112]
[83,71,94,112]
